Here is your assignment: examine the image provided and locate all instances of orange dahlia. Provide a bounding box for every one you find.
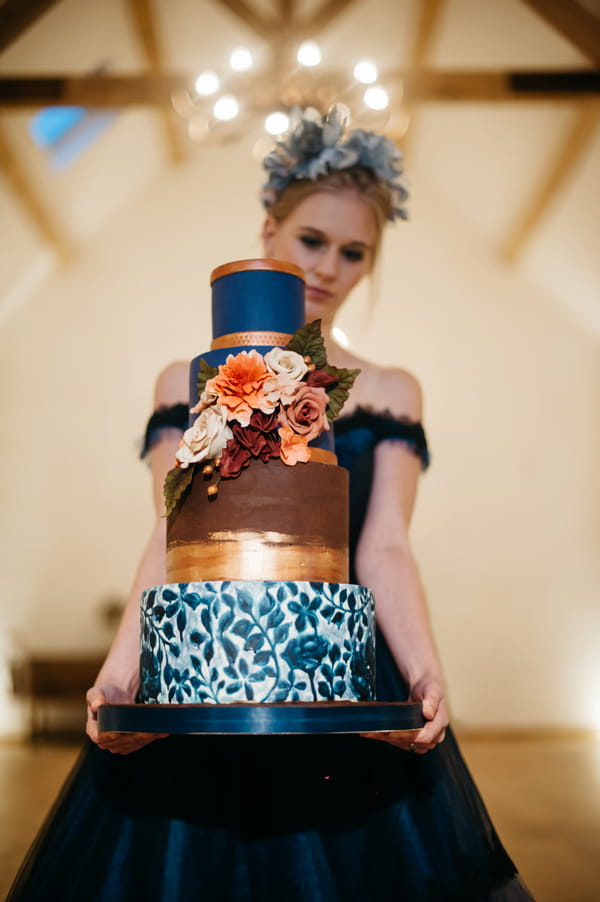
[205,350,277,426]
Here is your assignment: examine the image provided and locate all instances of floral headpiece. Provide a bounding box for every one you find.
[261,106,408,222]
[164,320,360,513]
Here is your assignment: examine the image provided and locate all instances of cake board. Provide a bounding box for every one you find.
[99,701,425,735]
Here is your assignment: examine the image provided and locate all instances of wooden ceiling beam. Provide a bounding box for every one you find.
[0,121,73,263]
[0,0,61,53]
[411,0,445,68]
[0,74,180,108]
[125,0,185,165]
[298,0,359,33]
[398,0,446,155]
[500,107,600,263]
[1,69,598,109]
[519,0,600,66]
[399,67,600,102]
[213,0,279,39]
[276,0,296,22]
[127,0,162,70]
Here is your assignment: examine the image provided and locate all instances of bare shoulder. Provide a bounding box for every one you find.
[153,360,189,408]
[376,367,423,421]
[337,346,423,421]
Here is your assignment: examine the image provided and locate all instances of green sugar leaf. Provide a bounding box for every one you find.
[163,465,194,517]
[322,365,361,422]
[196,358,219,401]
[285,319,327,369]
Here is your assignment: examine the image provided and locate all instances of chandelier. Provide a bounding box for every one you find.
[168,39,406,154]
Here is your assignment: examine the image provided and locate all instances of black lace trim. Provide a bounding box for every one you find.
[334,405,430,469]
[140,403,188,458]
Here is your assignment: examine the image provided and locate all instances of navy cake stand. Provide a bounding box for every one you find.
[98,701,424,735]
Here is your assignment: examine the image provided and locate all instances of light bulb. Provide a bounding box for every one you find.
[364,85,389,110]
[265,112,290,135]
[195,70,220,96]
[297,41,322,67]
[354,60,378,84]
[230,47,253,72]
[213,95,239,121]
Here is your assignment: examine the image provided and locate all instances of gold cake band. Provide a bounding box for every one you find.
[309,448,337,465]
[211,330,293,350]
[167,531,348,584]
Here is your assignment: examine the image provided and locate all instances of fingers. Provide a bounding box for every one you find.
[422,697,437,721]
[360,694,449,754]
[85,690,166,752]
[416,685,443,723]
[86,686,106,714]
[85,688,107,745]
[412,697,449,750]
[85,689,105,726]
[96,732,168,755]
[84,686,167,753]
[360,730,441,754]
[360,730,420,752]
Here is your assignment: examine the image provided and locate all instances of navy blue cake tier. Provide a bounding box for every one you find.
[189,258,305,401]
[188,258,333,452]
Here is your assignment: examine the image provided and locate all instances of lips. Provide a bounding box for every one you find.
[306,285,333,300]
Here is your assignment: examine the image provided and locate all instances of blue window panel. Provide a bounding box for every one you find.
[29,107,116,170]
[30,107,86,146]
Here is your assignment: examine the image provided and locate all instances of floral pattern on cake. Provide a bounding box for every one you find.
[139,580,375,704]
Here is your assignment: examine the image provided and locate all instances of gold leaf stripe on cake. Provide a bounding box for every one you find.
[210,259,305,283]
[167,531,348,584]
[210,330,293,350]
[309,448,337,465]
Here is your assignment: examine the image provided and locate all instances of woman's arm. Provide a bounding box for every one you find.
[357,372,448,753]
[86,362,188,753]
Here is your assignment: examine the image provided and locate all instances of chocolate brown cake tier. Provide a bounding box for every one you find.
[167,458,349,584]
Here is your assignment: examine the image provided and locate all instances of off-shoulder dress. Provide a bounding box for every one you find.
[7,407,534,902]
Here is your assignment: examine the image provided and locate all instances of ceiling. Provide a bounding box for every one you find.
[0,0,599,333]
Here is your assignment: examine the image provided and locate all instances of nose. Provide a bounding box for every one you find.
[315,248,338,282]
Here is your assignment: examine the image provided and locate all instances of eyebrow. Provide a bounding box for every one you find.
[297,226,373,251]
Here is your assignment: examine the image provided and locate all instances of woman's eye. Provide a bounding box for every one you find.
[299,235,322,249]
[343,248,365,262]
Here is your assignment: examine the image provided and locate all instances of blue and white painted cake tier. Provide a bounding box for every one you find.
[140,580,375,704]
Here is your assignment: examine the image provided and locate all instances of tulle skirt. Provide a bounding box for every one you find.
[8,637,534,901]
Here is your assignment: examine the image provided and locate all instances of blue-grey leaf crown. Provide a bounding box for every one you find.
[261,106,409,221]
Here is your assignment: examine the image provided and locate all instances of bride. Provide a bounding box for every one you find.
[9,107,534,902]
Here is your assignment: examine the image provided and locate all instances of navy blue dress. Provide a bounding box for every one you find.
[8,408,534,901]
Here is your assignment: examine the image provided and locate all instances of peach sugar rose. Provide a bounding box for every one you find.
[205,350,277,426]
[278,384,330,443]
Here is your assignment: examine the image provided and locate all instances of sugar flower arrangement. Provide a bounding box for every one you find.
[164,320,359,514]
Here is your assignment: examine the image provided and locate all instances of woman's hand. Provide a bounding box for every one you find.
[86,685,167,755]
[361,677,448,753]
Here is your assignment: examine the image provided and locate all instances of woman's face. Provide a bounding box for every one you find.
[262,190,378,325]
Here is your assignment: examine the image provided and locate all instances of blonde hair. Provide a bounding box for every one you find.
[266,167,392,262]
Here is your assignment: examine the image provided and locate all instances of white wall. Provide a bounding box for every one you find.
[1,143,598,734]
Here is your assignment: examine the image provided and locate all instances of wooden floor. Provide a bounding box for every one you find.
[1,732,598,900]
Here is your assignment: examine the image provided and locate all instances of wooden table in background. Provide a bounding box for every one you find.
[10,653,106,739]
